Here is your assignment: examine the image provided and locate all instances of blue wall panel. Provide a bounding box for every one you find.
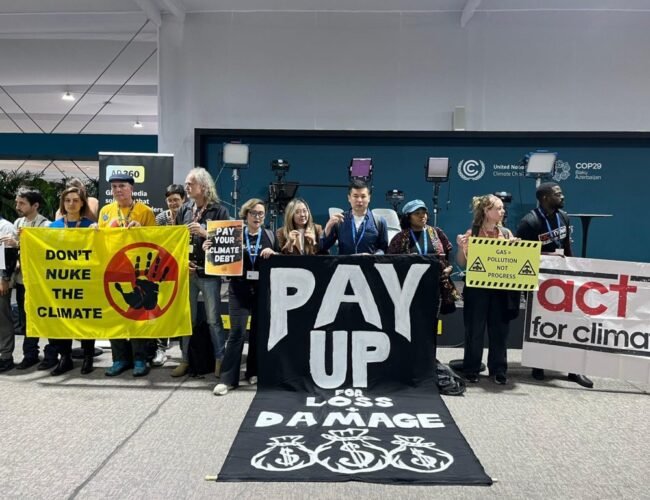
[197,130,649,264]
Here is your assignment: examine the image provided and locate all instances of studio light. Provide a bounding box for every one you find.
[424,157,450,227]
[425,157,450,182]
[133,120,143,129]
[223,143,250,168]
[349,158,373,183]
[524,151,557,177]
[62,91,75,101]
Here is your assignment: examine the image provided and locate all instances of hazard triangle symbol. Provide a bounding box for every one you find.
[468,257,486,272]
[518,260,536,276]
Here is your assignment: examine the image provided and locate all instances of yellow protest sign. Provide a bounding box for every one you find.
[205,220,244,276]
[21,226,191,339]
[465,237,541,291]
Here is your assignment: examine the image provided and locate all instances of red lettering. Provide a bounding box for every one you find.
[575,282,608,315]
[538,279,574,312]
[609,274,637,318]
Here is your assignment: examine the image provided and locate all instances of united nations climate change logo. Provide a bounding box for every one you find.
[457,160,485,181]
[552,161,571,182]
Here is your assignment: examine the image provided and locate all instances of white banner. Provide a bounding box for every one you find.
[522,255,650,384]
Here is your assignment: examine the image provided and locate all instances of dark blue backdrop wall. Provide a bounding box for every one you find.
[196,130,648,264]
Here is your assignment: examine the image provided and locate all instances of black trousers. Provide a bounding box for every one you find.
[49,339,95,357]
[220,283,258,388]
[462,286,510,376]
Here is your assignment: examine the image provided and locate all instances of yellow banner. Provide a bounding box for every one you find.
[205,220,244,276]
[21,226,191,339]
[465,237,542,291]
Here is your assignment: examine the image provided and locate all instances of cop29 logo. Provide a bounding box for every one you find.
[457,160,485,181]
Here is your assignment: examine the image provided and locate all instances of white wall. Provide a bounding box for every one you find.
[158,10,650,177]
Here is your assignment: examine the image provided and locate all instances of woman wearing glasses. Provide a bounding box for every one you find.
[210,198,278,396]
[276,198,325,255]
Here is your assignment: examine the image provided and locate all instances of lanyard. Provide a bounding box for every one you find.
[64,216,81,228]
[350,213,368,254]
[245,227,263,266]
[536,208,563,246]
[409,229,428,255]
[116,202,135,227]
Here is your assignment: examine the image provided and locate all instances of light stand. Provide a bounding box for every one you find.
[524,151,557,188]
[424,157,450,227]
[385,189,405,212]
[268,159,298,232]
[223,143,250,216]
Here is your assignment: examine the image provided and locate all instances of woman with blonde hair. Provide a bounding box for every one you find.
[456,194,516,385]
[276,198,325,255]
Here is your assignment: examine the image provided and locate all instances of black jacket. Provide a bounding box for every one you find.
[176,200,230,277]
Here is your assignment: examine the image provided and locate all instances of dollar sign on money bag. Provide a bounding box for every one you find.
[251,435,316,472]
[389,435,454,473]
[315,429,390,474]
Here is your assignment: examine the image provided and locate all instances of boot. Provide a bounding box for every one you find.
[80,355,94,375]
[51,355,74,376]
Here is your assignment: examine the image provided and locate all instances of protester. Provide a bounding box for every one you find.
[276,198,325,255]
[320,179,388,255]
[151,183,187,367]
[212,198,277,396]
[0,216,18,373]
[172,168,229,377]
[155,184,186,227]
[456,194,517,385]
[48,187,96,375]
[387,199,455,314]
[1,187,57,370]
[55,177,98,221]
[516,181,594,388]
[96,173,156,377]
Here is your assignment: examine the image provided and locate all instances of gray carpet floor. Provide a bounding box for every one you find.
[1,338,648,500]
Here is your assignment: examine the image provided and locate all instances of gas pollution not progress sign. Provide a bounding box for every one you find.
[465,237,541,291]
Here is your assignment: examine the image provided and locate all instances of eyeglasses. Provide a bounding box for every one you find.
[249,210,265,218]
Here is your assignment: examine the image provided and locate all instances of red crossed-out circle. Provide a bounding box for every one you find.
[104,242,179,321]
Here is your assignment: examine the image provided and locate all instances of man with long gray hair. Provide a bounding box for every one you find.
[172,167,229,377]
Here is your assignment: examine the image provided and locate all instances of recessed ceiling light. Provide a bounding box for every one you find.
[133,120,143,129]
[62,91,75,101]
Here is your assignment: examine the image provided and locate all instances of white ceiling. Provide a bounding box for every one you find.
[1,0,648,136]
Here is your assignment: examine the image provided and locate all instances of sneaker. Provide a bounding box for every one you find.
[16,357,39,370]
[247,376,258,386]
[133,360,150,377]
[105,361,132,377]
[213,383,233,396]
[151,349,167,367]
[493,373,507,385]
[0,358,15,373]
[171,362,189,377]
[214,358,222,377]
[465,373,479,383]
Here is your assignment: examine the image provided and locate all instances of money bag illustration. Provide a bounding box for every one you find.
[251,435,316,472]
[315,429,390,474]
[389,435,454,473]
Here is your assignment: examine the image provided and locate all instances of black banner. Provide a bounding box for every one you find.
[98,152,174,216]
[218,255,491,485]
